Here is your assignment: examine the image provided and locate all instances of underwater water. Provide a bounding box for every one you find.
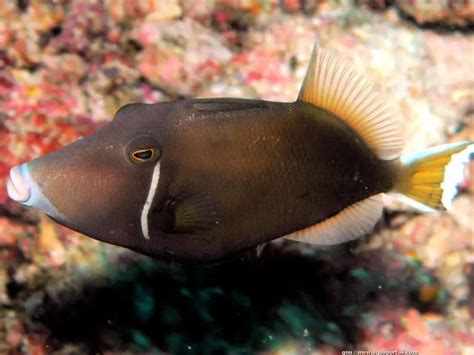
[0,0,473,354]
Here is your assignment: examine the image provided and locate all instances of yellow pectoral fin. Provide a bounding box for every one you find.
[175,193,219,232]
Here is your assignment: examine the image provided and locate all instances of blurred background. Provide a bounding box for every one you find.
[0,0,473,353]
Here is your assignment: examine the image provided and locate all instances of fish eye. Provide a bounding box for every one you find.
[130,148,160,163]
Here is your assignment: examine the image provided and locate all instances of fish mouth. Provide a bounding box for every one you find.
[6,162,67,222]
[7,165,31,203]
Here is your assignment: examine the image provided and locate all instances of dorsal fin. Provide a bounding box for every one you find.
[284,194,383,245]
[298,46,404,160]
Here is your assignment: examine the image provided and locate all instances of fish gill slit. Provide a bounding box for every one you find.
[140,162,161,240]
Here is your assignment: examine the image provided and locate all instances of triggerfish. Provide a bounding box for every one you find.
[6,47,473,262]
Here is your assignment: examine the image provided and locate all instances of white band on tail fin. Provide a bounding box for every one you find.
[441,143,474,208]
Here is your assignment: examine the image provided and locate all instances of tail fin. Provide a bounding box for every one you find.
[395,141,473,211]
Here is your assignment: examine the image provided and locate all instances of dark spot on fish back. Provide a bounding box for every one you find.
[193,99,269,112]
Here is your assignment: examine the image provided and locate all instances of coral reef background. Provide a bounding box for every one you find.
[0,0,473,353]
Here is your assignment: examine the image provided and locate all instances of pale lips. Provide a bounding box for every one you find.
[6,165,31,203]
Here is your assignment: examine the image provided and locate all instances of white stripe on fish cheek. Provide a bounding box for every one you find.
[140,162,161,240]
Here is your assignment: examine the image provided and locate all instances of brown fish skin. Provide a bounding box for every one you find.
[15,98,398,262]
[154,99,396,261]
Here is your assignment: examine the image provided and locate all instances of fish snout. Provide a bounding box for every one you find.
[7,165,31,203]
[6,163,65,221]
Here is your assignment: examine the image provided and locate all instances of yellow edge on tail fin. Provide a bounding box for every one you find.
[395,141,473,211]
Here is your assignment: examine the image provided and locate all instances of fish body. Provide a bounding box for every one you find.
[6,47,473,262]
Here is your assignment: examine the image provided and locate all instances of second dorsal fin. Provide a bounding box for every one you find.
[298,46,404,160]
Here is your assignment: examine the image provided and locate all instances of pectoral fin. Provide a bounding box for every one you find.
[152,194,218,234]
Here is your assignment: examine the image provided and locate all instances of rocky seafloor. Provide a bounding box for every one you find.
[0,0,473,354]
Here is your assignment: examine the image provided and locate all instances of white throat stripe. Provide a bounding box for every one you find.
[140,162,161,240]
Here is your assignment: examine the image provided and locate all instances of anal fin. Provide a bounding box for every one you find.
[285,194,383,245]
